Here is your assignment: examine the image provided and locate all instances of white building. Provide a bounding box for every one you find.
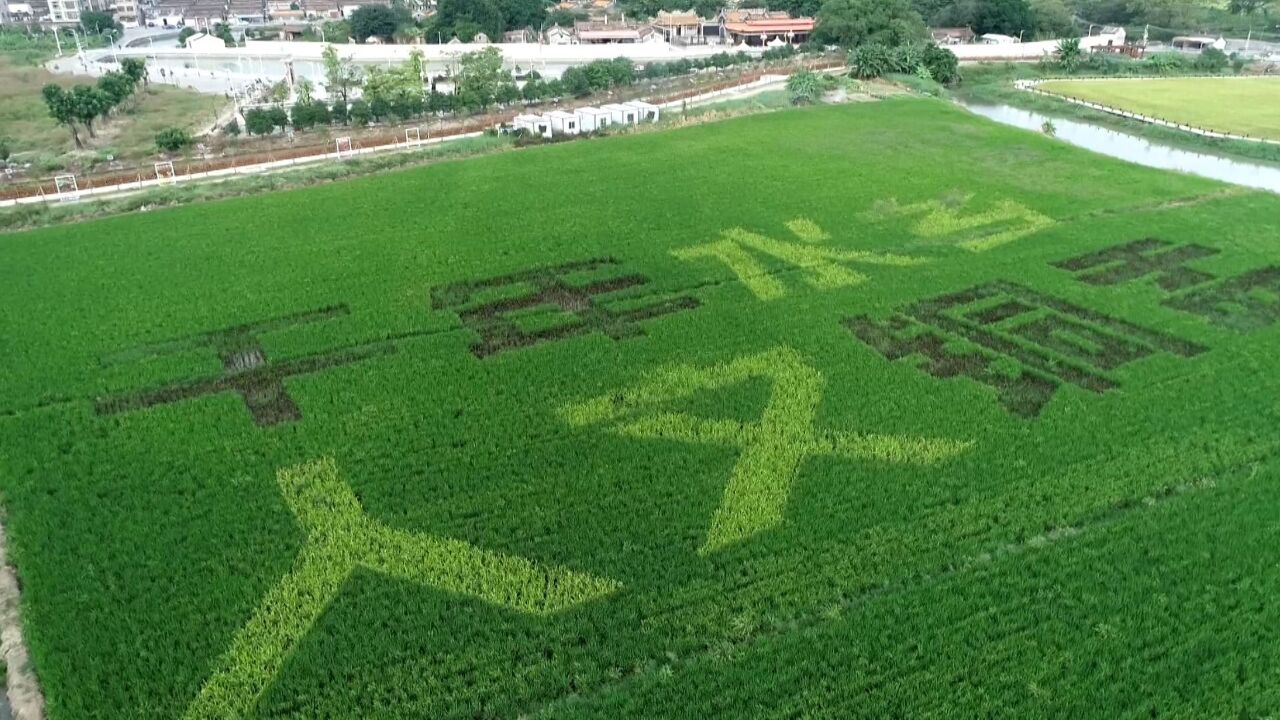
[575,106,611,132]
[513,113,551,138]
[599,103,639,125]
[546,110,580,135]
[979,33,1019,44]
[544,24,573,45]
[623,100,660,122]
[46,0,81,23]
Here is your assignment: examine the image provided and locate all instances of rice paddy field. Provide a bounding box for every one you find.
[3,98,1280,719]
[1037,76,1280,140]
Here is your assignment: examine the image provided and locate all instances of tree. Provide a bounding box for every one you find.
[560,65,592,96]
[1029,0,1073,36]
[972,0,1033,36]
[71,85,111,138]
[921,42,960,83]
[0,137,11,164]
[291,100,319,130]
[121,57,148,87]
[80,9,120,35]
[455,46,509,110]
[369,96,391,121]
[243,108,276,135]
[1056,36,1083,69]
[154,127,192,152]
[268,80,291,105]
[815,0,926,48]
[350,4,400,42]
[97,71,135,107]
[433,0,504,41]
[178,26,196,47]
[214,22,236,46]
[331,99,350,124]
[496,0,547,31]
[1229,0,1272,13]
[349,99,373,125]
[321,44,363,104]
[296,77,315,104]
[42,84,83,149]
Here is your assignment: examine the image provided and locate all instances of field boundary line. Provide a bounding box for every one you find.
[1015,77,1280,146]
[526,455,1267,719]
[0,515,45,720]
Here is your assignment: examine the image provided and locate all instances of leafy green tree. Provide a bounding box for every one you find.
[496,0,547,31]
[291,100,317,129]
[350,4,400,42]
[268,106,290,131]
[972,0,1033,36]
[80,9,120,35]
[154,126,192,152]
[331,99,350,124]
[434,0,504,40]
[71,85,112,138]
[1056,36,1083,69]
[296,77,315,104]
[560,65,592,97]
[42,84,83,149]
[455,46,510,110]
[214,22,236,46]
[96,71,135,107]
[1030,0,1074,36]
[178,27,196,46]
[815,0,926,48]
[223,118,241,136]
[369,96,391,121]
[495,81,520,104]
[0,137,11,163]
[321,44,363,104]
[921,43,960,83]
[243,108,275,135]
[121,57,148,87]
[350,98,373,125]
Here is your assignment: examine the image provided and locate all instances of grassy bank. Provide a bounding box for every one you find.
[0,54,226,171]
[951,64,1280,167]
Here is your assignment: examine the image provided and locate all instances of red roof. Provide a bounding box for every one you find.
[723,18,814,33]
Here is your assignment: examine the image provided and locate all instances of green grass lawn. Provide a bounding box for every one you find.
[1038,76,1280,140]
[3,98,1280,719]
[0,54,224,169]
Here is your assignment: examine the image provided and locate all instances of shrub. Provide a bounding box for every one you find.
[786,69,827,105]
[222,119,240,137]
[349,99,372,126]
[154,127,192,152]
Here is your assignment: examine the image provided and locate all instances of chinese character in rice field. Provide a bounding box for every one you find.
[671,218,925,301]
[184,457,619,720]
[1052,238,1220,291]
[95,305,393,427]
[561,347,972,555]
[1053,238,1280,333]
[864,193,1054,252]
[847,282,1206,418]
[431,257,699,358]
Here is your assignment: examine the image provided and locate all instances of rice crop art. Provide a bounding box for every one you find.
[2,99,1280,720]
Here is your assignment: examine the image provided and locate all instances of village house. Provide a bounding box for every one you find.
[717,8,813,46]
[573,18,657,43]
[652,9,701,44]
[929,26,975,45]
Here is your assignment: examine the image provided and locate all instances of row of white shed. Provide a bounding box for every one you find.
[512,101,661,138]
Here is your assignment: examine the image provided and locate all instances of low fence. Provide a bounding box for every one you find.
[1015,77,1280,145]
[1,61,840,208]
